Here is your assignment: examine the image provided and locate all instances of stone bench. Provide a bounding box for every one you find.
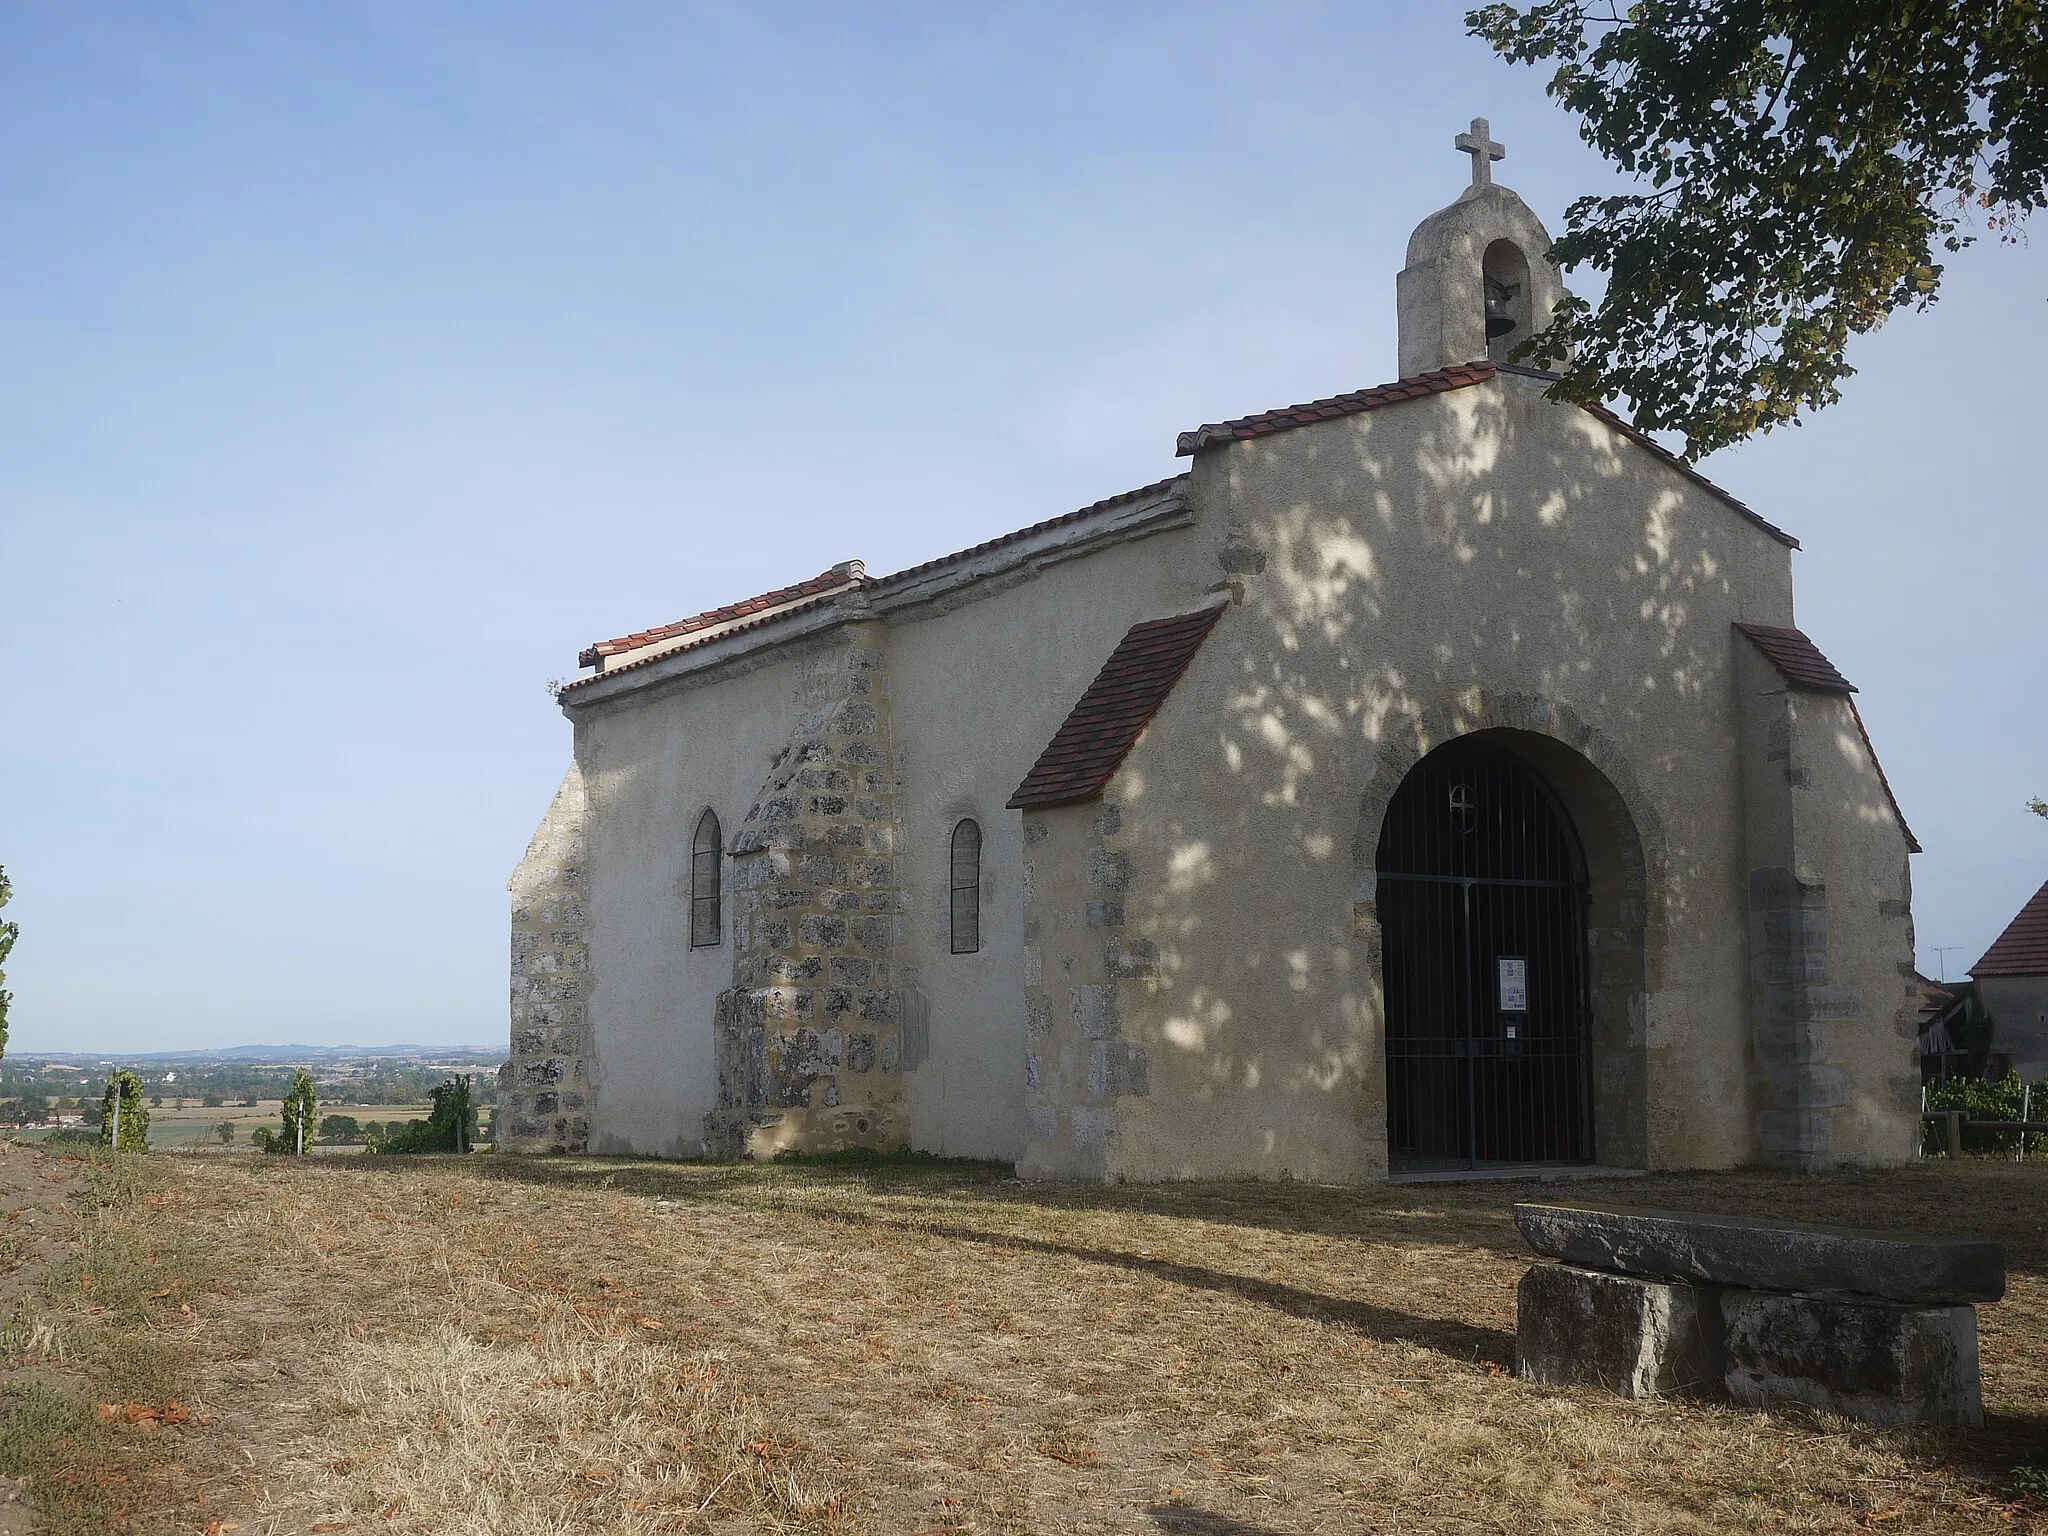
[1512,1202,2005,1428]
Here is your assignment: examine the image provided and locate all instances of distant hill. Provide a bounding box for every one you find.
[11,1044,505,1064]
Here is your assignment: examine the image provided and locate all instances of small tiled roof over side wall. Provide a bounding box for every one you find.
[1007,604,1227,810]
[1734,622,1920,855]
[1734,623,1857,693]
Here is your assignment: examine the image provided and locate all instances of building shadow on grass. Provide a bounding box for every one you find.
[468,1153,1541,1258]
[1146,1506,1291,1536]
[469,1155,1514,1366]
[466,1151,2048,1273]
[856,1211,1515,1366]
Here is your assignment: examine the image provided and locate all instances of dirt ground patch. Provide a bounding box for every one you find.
[4,1151,2047,1534]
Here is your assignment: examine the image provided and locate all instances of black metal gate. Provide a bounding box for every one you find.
[1378,737,1593,1171]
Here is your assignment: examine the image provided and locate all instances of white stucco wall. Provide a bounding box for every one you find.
[879,524,1215,1158]
[533,369,1916,1177]
[573,644,814,1158]
[1022,371,1834,1180]
[560,485,1215,1161]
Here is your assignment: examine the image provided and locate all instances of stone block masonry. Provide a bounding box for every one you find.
[1516,1264,1722,1399]
[1722,1290,1982,1428]
[706,615,911,1159]
[1513,1202,1999,1427]
[1515,1201,2004,1306]
[499,767,593,1153]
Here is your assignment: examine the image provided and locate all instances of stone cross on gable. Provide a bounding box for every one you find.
[1455,117,1506,187]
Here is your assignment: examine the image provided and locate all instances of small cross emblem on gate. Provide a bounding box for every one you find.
[1448,782,1476,832]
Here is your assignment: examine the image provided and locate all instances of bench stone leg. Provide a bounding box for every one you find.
[1720,1290,1984,1428]
[1515,1263,1723,1398]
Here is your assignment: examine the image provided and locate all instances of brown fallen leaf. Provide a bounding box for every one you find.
[634,1315,665,1330]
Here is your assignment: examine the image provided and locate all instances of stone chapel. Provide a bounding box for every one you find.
[500,124,1923,1179]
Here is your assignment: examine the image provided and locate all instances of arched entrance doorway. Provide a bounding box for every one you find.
[1377,736,1593,1171]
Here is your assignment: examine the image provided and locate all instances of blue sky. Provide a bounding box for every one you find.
[2,2,2042,1053]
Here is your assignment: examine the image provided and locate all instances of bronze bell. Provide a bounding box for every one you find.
[1484,277,1519,340]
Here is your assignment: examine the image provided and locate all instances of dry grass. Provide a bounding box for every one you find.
[15,1150,2048,1534]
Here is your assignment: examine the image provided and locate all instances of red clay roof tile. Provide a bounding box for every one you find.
[572,475,1193,679]
[1974,879,2048,978]
[1734,624,1918,852]
[1176,361,1799,550]
[578,564,863,669]
[1174,363,1496,455]
[1006,604,1227,810]
[872,474,1189,588]
[1735,623,1857,694]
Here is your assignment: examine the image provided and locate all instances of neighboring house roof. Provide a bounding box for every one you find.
[1175,360,1799,550]
[1733,622,1920,855]
[1733,623,1857,693]
[1974,878,2048,978]
[1007,604,1228,810]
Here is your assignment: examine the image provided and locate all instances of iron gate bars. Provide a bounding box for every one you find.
[1377,738,1594,1171]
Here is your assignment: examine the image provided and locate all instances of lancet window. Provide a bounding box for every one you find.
[690,809,723,948]
[950,819,981,955]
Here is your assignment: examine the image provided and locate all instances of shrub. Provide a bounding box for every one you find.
[370,1077,475,1154]
[268,1070,317,1155]
[317,1113,364,1144]
[97,1071,149,1152]
[1923,1072,2046,1156]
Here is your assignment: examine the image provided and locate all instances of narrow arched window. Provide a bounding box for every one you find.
[950,819,981,955]
[690,810,722,948]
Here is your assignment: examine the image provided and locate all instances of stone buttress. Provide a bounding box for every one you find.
[1016,799,1155,1179]
[705,615,911,1157]
[500,765,593,1153]
[1733,629,1919,1170]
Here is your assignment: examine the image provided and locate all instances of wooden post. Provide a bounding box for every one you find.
[1946,1110,1964,1159]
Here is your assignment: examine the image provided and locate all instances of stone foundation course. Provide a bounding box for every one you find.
[1513,1202,2001,1428]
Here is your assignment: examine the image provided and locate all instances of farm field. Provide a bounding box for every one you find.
[15,1101,435,1150]
[3,1148,2045,1534]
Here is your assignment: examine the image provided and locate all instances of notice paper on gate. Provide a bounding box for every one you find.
[1498,956,1528,1012]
